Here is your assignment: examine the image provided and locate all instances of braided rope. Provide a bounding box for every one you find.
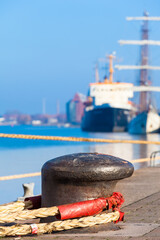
[0,202,25,214]
[0,172,41,181]
[0,200,33,215]
[0,211,120,237]
[0,193,122,223]
[24,200,34,209]
[0,132,160,145]
[0,206,59,223]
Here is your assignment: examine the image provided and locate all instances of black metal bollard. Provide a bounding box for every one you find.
[41,153,134,232]
[42,153,134,207]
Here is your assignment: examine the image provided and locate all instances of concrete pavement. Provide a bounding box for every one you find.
[3,166,160,240]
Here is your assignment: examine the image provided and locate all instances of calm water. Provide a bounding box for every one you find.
[0,125,160,204]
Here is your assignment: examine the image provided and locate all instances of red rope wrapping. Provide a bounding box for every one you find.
[25,192,124,223]
[106,192,124,211]
[106,192,124,223]
[57,198,107,220]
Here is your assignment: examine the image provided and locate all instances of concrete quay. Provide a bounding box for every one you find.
[4,165,160,240]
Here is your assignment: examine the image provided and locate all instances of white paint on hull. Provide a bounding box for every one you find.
[129,110,160,134]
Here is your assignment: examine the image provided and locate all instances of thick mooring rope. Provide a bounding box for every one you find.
[0,211,120,237]
[0,200,33,215]
[0,133,160,145]
[0,202,25,214]
[0,193,124,236]
[0,172,41,181]
[0,192,123,224]
[0,206,59,223]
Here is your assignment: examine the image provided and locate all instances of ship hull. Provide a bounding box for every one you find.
[129,110,160,134]
[81,107,130,132]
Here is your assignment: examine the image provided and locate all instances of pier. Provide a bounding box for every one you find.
[1,165,159,239]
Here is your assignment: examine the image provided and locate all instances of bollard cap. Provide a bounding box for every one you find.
[42,153,134,182]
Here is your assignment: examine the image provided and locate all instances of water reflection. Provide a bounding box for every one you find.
[1,126,160,204]
[88,143,133,161]
[87,133,160,170]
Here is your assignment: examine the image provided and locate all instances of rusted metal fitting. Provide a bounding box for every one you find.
[23,182,35,198]
[18,182,35,201]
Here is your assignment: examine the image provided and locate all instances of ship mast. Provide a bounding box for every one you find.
[98,54,115,83]
[95,63,100,82]
[115,12,160,112]
[140,11,149,111]
[109,55,114,83]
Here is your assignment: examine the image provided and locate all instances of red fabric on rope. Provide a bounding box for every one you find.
[25,192,125,223]
[106,192,124,211]
[115,211,124,223]
[57,197,107,220]
[57,192,124,220]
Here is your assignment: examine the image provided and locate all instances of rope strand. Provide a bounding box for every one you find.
[0,133,160,145]
[0,206,59,223]
[0,202,25,214]
[0,211,120,237]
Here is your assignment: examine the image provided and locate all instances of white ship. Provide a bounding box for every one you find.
[81,55,135,132]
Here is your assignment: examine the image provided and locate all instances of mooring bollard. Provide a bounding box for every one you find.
[42,153,134,208]
[0,153,134,236]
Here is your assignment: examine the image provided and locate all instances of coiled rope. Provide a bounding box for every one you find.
[0,206,59,223]
[0,211,120,237]
[0,200,34,215]
[0,193,124,236]
[0,133,160,145]
[0,193,122,223]
[0,202,25,214]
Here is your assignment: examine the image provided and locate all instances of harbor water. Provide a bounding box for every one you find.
[0,125,160,205]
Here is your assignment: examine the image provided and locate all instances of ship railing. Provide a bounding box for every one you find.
[150,151,160,166]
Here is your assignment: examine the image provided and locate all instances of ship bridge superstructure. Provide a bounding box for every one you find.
[82,54,135,132]
[89,82,133,109]
[86,54,134,110]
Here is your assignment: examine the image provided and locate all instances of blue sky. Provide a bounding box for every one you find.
[0,0,160,114]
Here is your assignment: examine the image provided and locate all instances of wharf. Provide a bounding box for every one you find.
[5,165,160,240]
